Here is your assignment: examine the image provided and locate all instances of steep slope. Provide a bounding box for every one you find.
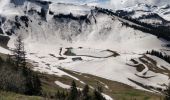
[43,0,170,9]
[111,0,170,9]
[0,0,170,94]
[116,3,170,25]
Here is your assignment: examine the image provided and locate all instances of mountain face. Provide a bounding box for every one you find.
[0,0,170,94]
[20,0,169,11]
[115,3,170,26]
[42,0,170,9]
[113,0,170,8]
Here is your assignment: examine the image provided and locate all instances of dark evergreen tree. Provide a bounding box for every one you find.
[93,89,106,100]
[0,56,3,66]
[97,85,103,93]
[68,80,78,100]
[55,90,67,100]
[13,35,26,71]
[92,85,106,100]
[82,85,90,100]
[13,35,42,95]
[28,72,42,95]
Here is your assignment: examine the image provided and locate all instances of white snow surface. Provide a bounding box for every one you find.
[46,0,170,10]
[102,93,113,100]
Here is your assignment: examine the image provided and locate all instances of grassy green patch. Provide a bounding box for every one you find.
[0,91,43,100]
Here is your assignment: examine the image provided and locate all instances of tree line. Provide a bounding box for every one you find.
[121,20,170,40]
[146,50,170,64]
[53,13,91,24]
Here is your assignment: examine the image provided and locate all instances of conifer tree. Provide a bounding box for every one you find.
[13,35,26,70]
[93,86,106,100]
[68,80,78,100]
[82,84,90,100]
[13,35,42,95]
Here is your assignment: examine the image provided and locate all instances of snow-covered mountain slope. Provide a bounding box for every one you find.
[43,0,170,9]
[110,0,170,9]
[116,3,170,25]
[0,0,170,93]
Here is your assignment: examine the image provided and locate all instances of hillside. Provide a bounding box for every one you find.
[0,0,170,99]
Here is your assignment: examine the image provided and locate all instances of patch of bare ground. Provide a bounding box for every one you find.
[128,59,145,72]
[141,55,170,77]
[128,54,170,93]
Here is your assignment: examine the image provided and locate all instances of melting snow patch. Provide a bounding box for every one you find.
[55,81,83,90]
[55,81,70,89]
[102,93,113,100]
[0,46,10,54]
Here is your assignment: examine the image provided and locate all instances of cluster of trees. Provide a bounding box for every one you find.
[20,16,29,27]
[94,7,117,16]
[137,13,165,21]
[55,81,106,100]
[146,50,170,64]
[115,10,135,17]
[53,13,91,24]
[122,20,170,40]
[0,36,42,95]
[126,19,170,41]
